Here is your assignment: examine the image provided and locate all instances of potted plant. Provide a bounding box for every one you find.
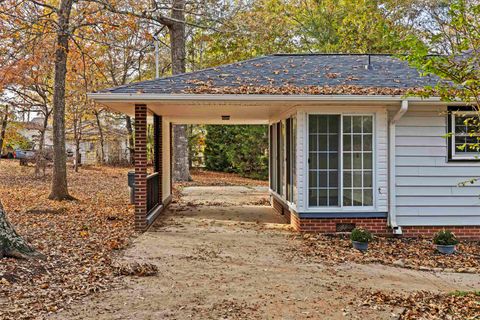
[350,228,373,252]
[433,229,458,254]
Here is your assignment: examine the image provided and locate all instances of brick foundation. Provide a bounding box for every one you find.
[293,215,389,235]
[272,195,291,224]
[402,226,480,239]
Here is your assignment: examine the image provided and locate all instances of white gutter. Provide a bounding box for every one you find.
[87,93,450,104]
[388,100,409,235]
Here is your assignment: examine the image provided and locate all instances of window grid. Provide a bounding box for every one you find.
[452,112,480,159]
[308,115,339,207]
[342,116,373,207]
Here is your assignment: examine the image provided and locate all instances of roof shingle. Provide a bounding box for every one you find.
[98,54,440,95]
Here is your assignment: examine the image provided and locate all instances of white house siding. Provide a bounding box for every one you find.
[295,106,389,213]
[391,105,480,226]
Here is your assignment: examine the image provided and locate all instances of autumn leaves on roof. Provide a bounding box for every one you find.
[99,54,441,95]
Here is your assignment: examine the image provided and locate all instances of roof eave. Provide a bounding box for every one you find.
[88,92,454,104]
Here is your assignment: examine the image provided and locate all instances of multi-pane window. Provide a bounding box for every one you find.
[308,114,374,208]
[308,115,340,207]
[342,116,373,206]
[451,112,480,160]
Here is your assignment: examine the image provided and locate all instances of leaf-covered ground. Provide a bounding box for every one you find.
[0,160,135,320]
[291,234,480,273]
[1,160,479,319]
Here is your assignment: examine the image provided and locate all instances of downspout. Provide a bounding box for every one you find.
[388,100,409,235]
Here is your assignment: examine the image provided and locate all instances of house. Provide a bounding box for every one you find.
[65,121,131,165]
[89,54,480,238]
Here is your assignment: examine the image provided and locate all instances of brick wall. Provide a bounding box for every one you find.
[134,104,147,231]
[293,215,389,235]
[272,195,291,224]
[402,226,480,239]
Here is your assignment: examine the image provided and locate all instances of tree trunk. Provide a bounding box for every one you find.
[0,106,8,154]
[94,110,105,164]
[126,115,134,165]
[169,0,190,181]
[35,115,49,177]
[0,200,41,259]
[49,0,74,200]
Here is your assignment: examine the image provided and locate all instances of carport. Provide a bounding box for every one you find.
[88,93,293,231]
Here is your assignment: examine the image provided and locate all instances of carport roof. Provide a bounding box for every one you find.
[95,54,440,95]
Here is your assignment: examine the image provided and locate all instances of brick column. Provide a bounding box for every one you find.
[134,104,147,231]
[153,114,163,203]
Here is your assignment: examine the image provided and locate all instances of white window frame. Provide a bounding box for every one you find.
[306,112,376,211]
[451,111,480,160]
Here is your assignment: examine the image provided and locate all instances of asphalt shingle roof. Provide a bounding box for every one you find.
[98,54,440,94]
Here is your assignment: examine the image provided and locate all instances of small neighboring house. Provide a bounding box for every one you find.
[18,117,54,149]
[17,117,130,165]
[66,121,130,165]
[89,54,480,238]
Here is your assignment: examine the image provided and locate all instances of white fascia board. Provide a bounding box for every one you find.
[87,93,450,103]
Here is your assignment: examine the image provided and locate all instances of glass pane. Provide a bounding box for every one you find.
[363,134,372,151]
[329,171,338,188]
[364,189,373,206]
[309,189,318,207]
[353,116,362,133]
[343,171,352,187]
[353,135,362,151]
[309,171,317,188]
[353,189,363,206]
[343,189,352,206]
[329,116,339,133]
[309,115,318,133]
[343,116,352,133]
[309,135,317,151]
[363,153,372,169]
[318,135,327,151]
[319,171,328,187]
[319,153,328,169]
[318,116,328,133]
[343,153,352,169]
[318,189,328,206]
[353,171,363,187]
[310,153,318,169]
[329,153,338,170]
[343,135,351,151]
[329,134,338,151]
[353,153,362,169]
[362,116,373,133]
[364,171,372,188]
[329,189,338,206]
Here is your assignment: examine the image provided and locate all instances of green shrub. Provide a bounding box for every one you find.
[350,228,373,243]
[433,229,459,245]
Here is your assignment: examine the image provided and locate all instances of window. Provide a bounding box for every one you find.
[342,116,373,206]
[449,111,480,160]
[308,114,374,208]
[286,116,297,203]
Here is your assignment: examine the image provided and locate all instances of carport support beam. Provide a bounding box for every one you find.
[134,104,148,231]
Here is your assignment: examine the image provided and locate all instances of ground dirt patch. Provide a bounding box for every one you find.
[51,200,480,320]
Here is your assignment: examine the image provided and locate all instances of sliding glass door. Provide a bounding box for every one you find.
[308,114,374,208]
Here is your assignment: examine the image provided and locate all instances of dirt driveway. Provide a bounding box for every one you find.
[51,187,480,320]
